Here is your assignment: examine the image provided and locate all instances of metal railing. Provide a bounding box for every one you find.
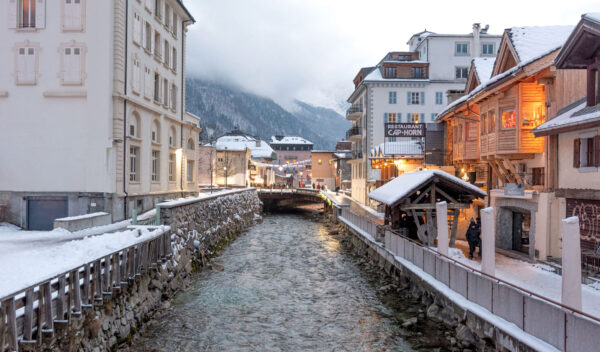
[338,207,600,352]
[0,227,171,351]
[346,105,363,117]
[346,126,362,139]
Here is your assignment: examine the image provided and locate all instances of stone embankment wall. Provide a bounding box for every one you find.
[331,212,542,352]
[48,190,262,352]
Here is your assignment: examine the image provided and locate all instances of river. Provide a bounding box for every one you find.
[128,211,453,351]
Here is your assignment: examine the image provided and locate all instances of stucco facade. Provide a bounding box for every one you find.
[0,0,197,229]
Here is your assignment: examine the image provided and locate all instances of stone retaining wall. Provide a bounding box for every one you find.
[45,190,262,352]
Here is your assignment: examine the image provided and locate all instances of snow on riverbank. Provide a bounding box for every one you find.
[0,224,169,298]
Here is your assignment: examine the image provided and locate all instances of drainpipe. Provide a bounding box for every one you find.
[123,0,130,220]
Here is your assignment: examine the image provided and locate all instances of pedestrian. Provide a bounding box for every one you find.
[475,217,482,256]
[466,219,478,260]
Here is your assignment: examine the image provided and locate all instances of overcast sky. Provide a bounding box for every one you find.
[183,0,600,112]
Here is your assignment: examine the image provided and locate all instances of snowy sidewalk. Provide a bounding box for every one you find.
[444,242,600,320]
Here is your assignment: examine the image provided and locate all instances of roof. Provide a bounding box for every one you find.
[555,13,600,69]
[532,99,600,136]
[472,57,495,87]
[175,0,196,23]
[368,170,486,206]
[437,25,574,122]
[269,136,313,145]
[215,135,274,158]
[585,12,600,23]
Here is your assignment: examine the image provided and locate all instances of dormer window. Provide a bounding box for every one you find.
[412,67,424,78]
[384,67,396,78]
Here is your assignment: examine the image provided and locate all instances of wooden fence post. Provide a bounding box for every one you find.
[72,270,82,314]
[23,289,34,341]
[83,264,91,306]
[56,276,66,321]
[42,282,53,334]
[5,298,17,351]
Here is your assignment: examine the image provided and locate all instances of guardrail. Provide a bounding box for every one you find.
[0,227,171,352]
[339,207,600,352]
[346,106,362,116]
[346,126,362,139]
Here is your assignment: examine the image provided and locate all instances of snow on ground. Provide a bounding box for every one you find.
[0,224,168,298]
[443,242,600,319]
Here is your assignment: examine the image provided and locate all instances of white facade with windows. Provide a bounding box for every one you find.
[347,24,501,206]
[0,0,198,229]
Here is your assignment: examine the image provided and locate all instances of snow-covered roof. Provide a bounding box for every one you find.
[584,12,600,23]
[507,25,574,65]
[368,170,486,205]
[269,136,313,145]
[216,135,274,159]
[436,25,574,122]
[472,57,495,87]
[370,141,423,157]
[533,99,600,135]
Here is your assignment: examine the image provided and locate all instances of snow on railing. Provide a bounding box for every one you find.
[339,207,600,351]
[0,227,171,352]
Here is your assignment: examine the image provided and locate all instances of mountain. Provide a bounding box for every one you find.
[185,78,350,149]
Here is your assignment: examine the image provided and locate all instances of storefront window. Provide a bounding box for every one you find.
[521,102,545,128]
[501,108,516,129]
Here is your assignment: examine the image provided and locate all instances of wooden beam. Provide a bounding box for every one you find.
[412,184,433,204]
[488,160,507,185]
[435,187,459,204]
[501,159,525,185]
[495,159,517,183]
[400,203,470,210]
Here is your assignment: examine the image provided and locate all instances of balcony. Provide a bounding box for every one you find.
[346,126,362,141]
[346,106,363,121]
[351,150,363,160]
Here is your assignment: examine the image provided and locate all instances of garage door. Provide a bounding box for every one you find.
[27,197,68,230]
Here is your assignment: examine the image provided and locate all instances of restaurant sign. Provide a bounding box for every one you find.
[385,123,425,137]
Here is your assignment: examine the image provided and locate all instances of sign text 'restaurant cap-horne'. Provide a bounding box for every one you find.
[385,123,425,137]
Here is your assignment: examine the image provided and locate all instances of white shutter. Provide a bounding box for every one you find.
[25,48,36,83]
[64,0,73,28]
[8,0,17,28]
[142,21,147,49]
[63,48,73,82]
[36,0,46,29]
[72,47,82,83]
[17,48,26,82]
[72,0,82,29]
[168,84,172,108]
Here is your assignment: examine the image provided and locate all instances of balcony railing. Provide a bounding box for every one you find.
[352,151,363,159]
[346,126,362,139]
[346,106,363,117]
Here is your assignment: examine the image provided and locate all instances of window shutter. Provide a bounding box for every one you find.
[595,136,600,167]
[8,0,17,28]
[383,113,387,122]
[73,47,82,83]
[407,92,411,105]
[398,113,402,122]
[25,48,36,83]
[36,0,46,29]
[573,138,581,168]
[17,48,26,82]
[421,92,425,105]
[420,113,425,122]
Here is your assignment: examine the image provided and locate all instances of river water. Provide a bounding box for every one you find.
[128,212,453,351]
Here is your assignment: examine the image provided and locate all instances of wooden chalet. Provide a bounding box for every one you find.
[369,170,486,246]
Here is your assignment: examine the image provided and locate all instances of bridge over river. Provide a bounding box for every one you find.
[127,206,454,351]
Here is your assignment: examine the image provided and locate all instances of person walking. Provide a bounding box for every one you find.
[466,219,479,260]
[475,217,482,257]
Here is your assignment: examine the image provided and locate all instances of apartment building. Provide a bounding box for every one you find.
[0,0,197,229]
[346,24,501,206]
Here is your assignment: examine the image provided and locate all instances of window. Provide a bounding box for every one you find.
[63,0,83,31]
[501,108,516,129]
[409,113,420,123]
[132,57,141,93]
[154,73,160,102]
[169,126,176,147]
[521,102,545,129]
[408,91,424,105]
[384,113,398,123]
[151,150,160,182]
[532,168,544,186]
[129,113,139,137]
[132,12,142,44]
[187,160,194,182]
[388,91,397,104]
[455,67,468,79]
[455,42,469,55]
[144,22,152,51]
[574,136,600,169]
[482,43,495,56]
[488,111,496,133]
[144,66,152,98]
[19,0,36,28]
[411,67,424,78]
[172,12,177,36]
[170,84,177,110]
[154,31,161,59]
[16,46,37,84]
[154,0,162,21]
[171,47,177,71]
[129,147,139,182]
[168,153,175,181]
[435,92,443,105]
[187,138,195,150]
[151,120,159,143]
[164,4,170,28]
[62,46,83,85]
[163,78,169,106]
[384,67,396,78]
[163,40,169,66]
[431,113,436,122]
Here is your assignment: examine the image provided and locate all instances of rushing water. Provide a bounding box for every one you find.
[128,212,453,351]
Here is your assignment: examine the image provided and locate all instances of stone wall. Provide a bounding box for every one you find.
[43,190,262,352]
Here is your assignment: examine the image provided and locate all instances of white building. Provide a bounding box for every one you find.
[0,0,198,230]
[346,24,501,206]
[216,131,276,186]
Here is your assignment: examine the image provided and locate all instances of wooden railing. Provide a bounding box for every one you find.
[0,227,171,352]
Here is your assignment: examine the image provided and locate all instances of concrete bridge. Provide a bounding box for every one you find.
[257,188,330,210]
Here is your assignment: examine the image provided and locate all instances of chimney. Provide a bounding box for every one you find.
[473,23,481,57]
[256,140,261,147]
